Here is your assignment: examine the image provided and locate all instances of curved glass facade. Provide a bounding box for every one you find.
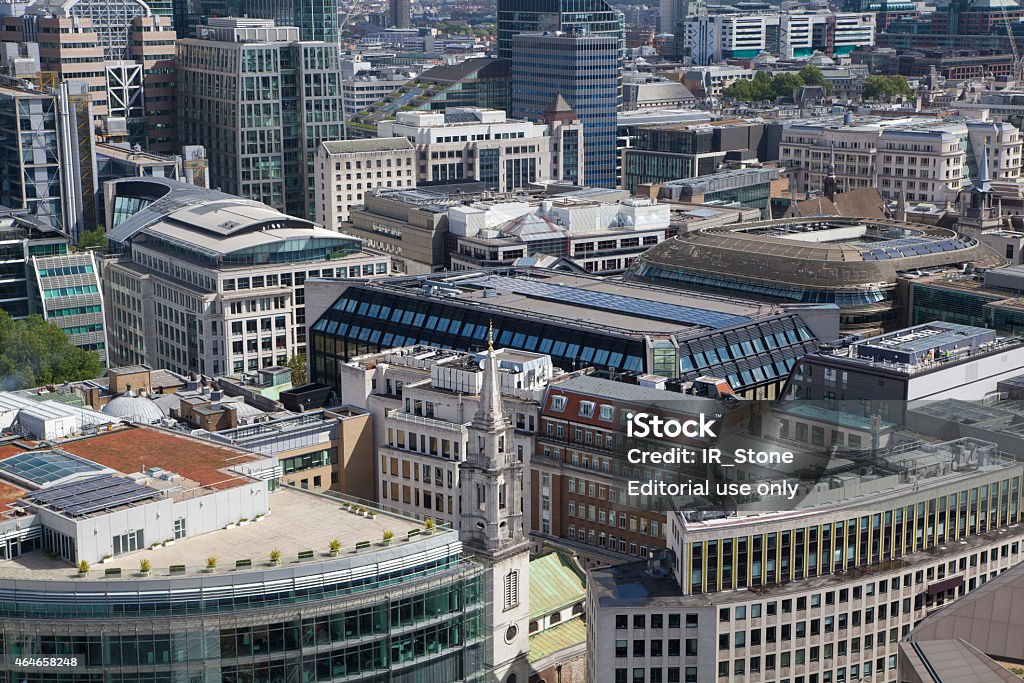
[635,262,894,307]
[0,557,487,682]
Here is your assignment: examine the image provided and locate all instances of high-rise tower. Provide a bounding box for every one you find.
[495,0,624,61]
[511,32,619,188]
[459,328,530,683]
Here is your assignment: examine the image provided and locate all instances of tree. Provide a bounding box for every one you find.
[772,72,806,99]
[287,353,307,386]
[75,227,107,252]
[798,65,833,94]
[0,311,103,389]
[862,75,915,102]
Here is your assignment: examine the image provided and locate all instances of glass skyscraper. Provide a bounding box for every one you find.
[495,0,624,61]
[172,0,338,40]
[510,32,620,188]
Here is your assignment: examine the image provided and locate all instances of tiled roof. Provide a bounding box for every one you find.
[529,552,586,620]
[528,618,587,663]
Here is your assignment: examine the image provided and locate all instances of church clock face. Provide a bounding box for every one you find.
[505,624,518,644]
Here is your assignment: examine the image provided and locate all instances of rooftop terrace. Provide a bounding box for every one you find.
[0,487,437,580]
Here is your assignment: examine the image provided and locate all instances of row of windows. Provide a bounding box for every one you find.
[686,476,1021,593]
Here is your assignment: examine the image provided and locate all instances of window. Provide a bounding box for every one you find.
[173,517,186,539]
[551,396,567,412]
[503,570,519,611]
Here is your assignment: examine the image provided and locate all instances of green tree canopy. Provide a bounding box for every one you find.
[287,354,307,386]
[862,75,915,101]
[798,65,833,94]
[722,70,830,102]
[75,227,107,252]
[0,311,103,389]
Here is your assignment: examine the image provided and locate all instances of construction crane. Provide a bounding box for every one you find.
[1000,1,1024,82]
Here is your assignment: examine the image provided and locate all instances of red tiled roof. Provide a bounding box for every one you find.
[57,426,258,490]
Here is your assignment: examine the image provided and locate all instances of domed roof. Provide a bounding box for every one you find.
[102,389,164,424]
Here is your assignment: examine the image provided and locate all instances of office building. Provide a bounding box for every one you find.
[447,195,669,274]
[376,108,565,191]
[621,120,768,192]
[533,373,725,567]
[588,435,1024,683]
[32,251,109,365]
[0,421,505,681]
[196,406,376,496]
[177,18,343,220]
[782,322,1024,424]
[630,216,1003,336]
[0,211,75,321]
[495,0,624,62]
[910,265,1024,337]
[651,168,782,215]
[622,74,695,111]
[306,268,830,399]
[338,345,554,529]
[340,185,658,275]
[511,32,620,189]
[389,0,410,28]
[684,10,875,65]
[101,177,388,376]
[777,117,1023,205]
[0,81,94,241]
[171,0,339,41]
[1,11,178,152]
[347,58,511,138]
[314,138,417,229]
[341,74,409,119]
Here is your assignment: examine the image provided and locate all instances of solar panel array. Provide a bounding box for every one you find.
[464,276,751,330]
[860,236,973,261]
[25,474,161,518]
[0,450,105,486]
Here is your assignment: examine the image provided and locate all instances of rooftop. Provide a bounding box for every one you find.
[0,487,433,579]
[815,322,1023,374]
[528,619,587,664]
[593,524,1024,609]
[529,552,586,621]
[354,270,771,337]
[0,426,260,490]
[320,138,414,155]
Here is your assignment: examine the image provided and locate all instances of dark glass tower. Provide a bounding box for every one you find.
[172,0,338,40]
[495,0,624,61]
[511,32,620,188]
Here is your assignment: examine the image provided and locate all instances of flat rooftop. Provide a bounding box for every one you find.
[363,270,776,337]
[592,524,1024,609]
[858,321,995,355]
[0,487,432,579]
[0,426,259,491]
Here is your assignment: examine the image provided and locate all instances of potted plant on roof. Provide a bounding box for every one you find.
[139,559,151,577]
[423,518,435,535]
[269,549,281,566]
[382,530,394,546]
[77,560,90,577]
[206,556,218,572]
[328,539,341,557]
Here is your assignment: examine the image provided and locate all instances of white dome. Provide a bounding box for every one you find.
[102,390,164,424]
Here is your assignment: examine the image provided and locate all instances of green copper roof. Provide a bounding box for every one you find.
[529,552,586,621]
[528,618,587,663]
